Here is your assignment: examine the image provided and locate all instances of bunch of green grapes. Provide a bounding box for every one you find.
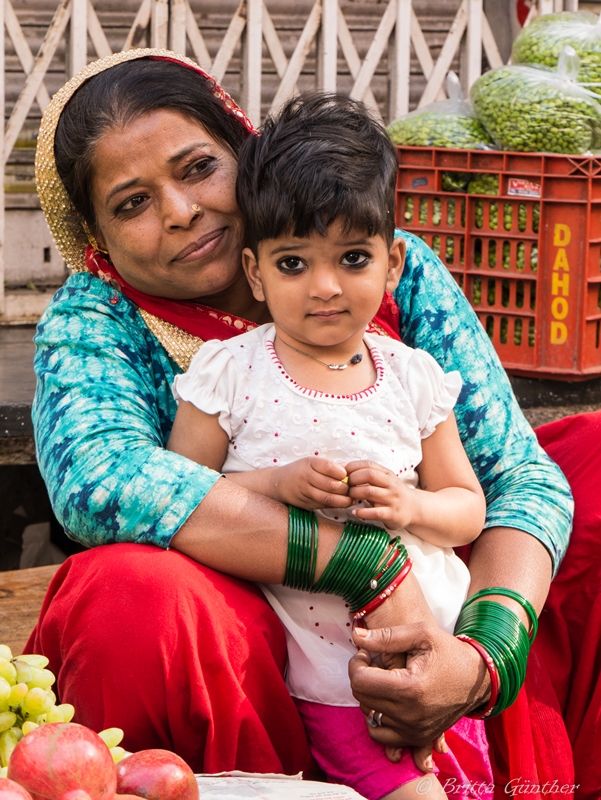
[0,644,127,775]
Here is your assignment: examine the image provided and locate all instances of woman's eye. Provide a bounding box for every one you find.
[118,195,147,212]
[277,257,306,273]
[341,251,370,268]
[188,157,216,178]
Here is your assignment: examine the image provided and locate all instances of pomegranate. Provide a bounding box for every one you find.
[59,793,92,800]
[7,723,116,800]
[0,779,33,800]
[115,749,197,800]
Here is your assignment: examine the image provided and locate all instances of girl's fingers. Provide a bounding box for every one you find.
[310,457,348,481]
[433,733,448,754]
[308,472,352,497]
[352,507,393,523]
[347,468,393,489]
[348,484,392,504]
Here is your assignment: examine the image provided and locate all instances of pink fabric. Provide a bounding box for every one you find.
[296,700,493,800]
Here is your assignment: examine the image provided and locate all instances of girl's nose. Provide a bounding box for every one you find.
[309,265,342,301]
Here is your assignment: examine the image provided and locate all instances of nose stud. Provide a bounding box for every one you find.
[191,204,201,213]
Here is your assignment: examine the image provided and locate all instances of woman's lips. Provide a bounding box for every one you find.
[172,228,226,263]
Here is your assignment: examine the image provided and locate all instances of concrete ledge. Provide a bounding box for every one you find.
[1,291,52,324]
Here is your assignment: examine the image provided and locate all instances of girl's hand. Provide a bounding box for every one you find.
[345,460,416,529]
[271,457,354,510]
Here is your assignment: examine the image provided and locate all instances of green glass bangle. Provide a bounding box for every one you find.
[462,587,538,641]
[455,599,530,716]
[313,520,409,612]
[284,506,318,591]
[286,514,410,613]
[314,522,387,601]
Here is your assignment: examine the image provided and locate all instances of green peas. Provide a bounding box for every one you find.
[513,12,601,97]
[471,64,601,154]
[387,103,494,149]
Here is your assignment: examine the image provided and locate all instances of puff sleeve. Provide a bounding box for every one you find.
[403,349,462,438]
[172,340,240,439]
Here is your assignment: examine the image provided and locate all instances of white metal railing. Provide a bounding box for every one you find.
[0,0,581,317]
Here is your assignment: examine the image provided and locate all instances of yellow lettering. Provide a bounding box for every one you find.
[551,322,568,345]
[553,249,570,271]
[554,224,571,247]
[551,297,569,320]
[552,273,570,296]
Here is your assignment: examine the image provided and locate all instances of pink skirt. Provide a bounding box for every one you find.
[296,700,493,800]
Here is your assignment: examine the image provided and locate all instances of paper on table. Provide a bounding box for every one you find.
[194,772,366,799]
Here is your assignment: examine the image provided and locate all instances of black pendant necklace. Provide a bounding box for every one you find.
[277,337,363,370]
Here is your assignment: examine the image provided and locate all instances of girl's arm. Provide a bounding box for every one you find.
[347,413,485,548]
[168,400,352,509]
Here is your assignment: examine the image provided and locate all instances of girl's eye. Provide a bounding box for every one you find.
[118,195,148,213]
[341,251,370,268]
[277,257,306,273]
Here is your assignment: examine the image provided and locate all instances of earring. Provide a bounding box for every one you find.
[192,204,201,212]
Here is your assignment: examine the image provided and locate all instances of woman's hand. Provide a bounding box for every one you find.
[348,622,491,747]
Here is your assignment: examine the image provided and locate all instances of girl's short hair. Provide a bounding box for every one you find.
[236,93,398,253]
[54,58,253,231]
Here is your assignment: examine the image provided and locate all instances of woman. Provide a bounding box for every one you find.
[28,49,574,790]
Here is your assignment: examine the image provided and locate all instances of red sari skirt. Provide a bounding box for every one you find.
[26,411,601,797]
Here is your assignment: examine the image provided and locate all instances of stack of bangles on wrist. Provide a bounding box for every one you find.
[454,587,539,719]
[284,506,412,619]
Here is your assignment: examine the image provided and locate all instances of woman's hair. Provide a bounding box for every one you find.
[54,58,253,230]
[236,93,398,254]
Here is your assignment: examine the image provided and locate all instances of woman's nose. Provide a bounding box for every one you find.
[161,186,202,229]
[309,266,342,301]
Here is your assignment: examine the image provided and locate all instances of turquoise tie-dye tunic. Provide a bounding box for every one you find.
[33,233,573,571]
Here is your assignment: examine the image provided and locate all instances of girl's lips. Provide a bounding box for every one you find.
[173,228,226,263]
[310,310,345,318]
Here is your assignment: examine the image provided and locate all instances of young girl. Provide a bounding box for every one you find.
[168,94,492,800]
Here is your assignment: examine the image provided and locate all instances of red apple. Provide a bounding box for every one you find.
[115,749,197,800]
[7,723,116,800]
[0,778,34,800]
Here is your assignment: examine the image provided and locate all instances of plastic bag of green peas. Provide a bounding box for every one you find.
[471,46,601,154]
[513,11,601,96]
[388,72,494,150]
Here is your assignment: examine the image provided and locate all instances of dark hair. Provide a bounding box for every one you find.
[236,93,398,253]
[54,58,253,230]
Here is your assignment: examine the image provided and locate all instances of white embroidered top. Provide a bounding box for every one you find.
[173,323,470,706]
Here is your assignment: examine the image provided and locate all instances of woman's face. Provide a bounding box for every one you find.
[91,109,247,302]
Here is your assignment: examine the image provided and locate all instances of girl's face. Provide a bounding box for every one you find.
[91,109,250,309]
[242,221,405,355]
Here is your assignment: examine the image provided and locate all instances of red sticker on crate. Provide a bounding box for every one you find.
[507,178,541,198]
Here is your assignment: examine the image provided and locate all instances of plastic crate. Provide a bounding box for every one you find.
[395,146,601,380]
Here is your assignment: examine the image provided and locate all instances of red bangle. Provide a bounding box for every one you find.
[351,558,413,622]
[456,634,500,719]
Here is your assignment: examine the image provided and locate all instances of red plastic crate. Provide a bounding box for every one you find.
[395,146,601,380]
